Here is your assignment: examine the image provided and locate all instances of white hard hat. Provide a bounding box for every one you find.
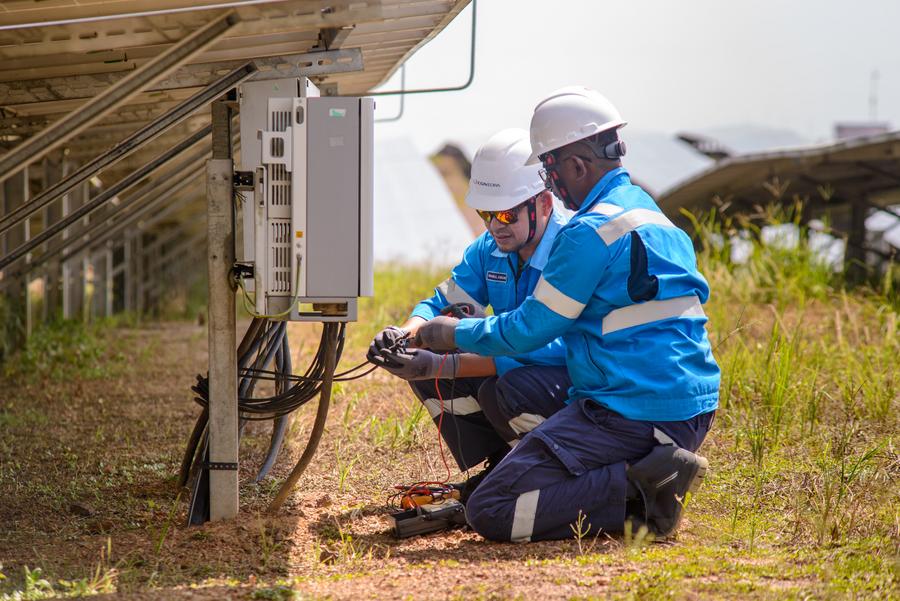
[465,128,546,212]
[526,86,626,165]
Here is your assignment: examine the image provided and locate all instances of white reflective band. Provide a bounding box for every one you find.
[510,489,540,542]
[436,278,486,312]
[590,202,625,217]
[533,277,585,320]
[602,295,705,335]
[508,413,545,436]
[595,208,675,245]
[653,427,676,446]
[422,395,481,419]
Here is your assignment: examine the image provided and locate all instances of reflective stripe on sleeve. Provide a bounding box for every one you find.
[590,202,625,217]
[421,395,482,419]
[533,277,585,320]
[595,208,676,245]
[602,295,705,335]
[436,278,486,312]
[510,489,540,542]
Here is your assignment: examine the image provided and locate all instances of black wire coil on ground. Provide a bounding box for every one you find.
[179,318,372,522]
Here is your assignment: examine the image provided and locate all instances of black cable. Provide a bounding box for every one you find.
[237,362,377,382]
[268,322,341,511]
[190,320,346,420]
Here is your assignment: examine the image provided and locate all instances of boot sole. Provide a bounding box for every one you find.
[687,455,709,494]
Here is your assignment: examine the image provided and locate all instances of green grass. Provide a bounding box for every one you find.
[1,318,130,382]
[0,204,897,599]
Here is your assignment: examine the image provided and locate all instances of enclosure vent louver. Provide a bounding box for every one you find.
[270,110,291,132]
[269,221,291,293]
[269,163,290,208]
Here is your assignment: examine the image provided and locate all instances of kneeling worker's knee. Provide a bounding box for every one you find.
[466,487,517,542]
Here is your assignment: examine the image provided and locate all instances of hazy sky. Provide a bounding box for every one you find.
[372,0,900,153]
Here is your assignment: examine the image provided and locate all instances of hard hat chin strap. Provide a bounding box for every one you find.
[511,196,539,253]
[560,186,581,212]
[525,196,538,244]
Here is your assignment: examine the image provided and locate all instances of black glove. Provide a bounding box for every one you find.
[374,348,459,381]
[367,325,408,365]
[411,316,459,353]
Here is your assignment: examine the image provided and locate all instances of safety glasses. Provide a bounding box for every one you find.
[476,197,533,227]
[538,151,569,203]
[538,151,594,206]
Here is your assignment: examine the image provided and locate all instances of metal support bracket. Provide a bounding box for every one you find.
[233,171,255,190]
[318,26,354,51]
[249,48,364,80]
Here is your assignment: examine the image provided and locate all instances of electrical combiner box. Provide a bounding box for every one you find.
[239,78,374,321]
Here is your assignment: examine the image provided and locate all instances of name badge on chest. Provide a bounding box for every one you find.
[486,271,508,283]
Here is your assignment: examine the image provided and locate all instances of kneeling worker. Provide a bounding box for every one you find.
[368,129,572,498]
[414,88,721,541]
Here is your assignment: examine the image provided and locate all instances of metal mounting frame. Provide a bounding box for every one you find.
[52,154,209,269]
[0,63,256,236]
[0,48,363,106]
[0,126,211,271]
[0,11,238,184]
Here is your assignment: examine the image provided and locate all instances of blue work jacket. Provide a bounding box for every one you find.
[455,168,720,421]
[412,210,569,375]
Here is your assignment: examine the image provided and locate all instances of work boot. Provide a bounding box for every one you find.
[625,444,708,537]
[452,451,507,504]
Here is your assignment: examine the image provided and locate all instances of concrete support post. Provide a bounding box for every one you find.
[105,243,114,317]
[135,232,145,316]
[43,155,65,321]
[23,171,32,338]
[1,170,29,350]
[82,254,91,322]
[61,159,73,320]
[68,181,92,321]
[124,232,134,314]
[206,99,238,521]
[846,199,868,283]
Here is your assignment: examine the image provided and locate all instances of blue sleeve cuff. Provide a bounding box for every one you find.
[493,356,523,376]
[411,303,440,321]
[454,317,480,350]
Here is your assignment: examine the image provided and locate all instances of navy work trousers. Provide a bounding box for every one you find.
[408,365,571,472]
[466,399,715,542]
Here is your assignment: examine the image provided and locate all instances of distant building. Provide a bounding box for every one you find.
[834,122,891,140]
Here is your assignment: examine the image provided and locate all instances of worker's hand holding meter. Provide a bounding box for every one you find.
[367,325,408,360]
[411,316,459,352]
[373,348,459,380]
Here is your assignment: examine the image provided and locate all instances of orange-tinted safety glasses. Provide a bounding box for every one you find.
[476,197,532,227]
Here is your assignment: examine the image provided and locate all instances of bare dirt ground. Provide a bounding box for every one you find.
[1,305,898,599]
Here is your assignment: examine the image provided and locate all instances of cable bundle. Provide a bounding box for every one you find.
[179,318,363,521]
[190,320,345,420]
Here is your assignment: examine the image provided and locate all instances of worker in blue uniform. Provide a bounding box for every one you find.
[413,87,721,540]
[368,129,572,498]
